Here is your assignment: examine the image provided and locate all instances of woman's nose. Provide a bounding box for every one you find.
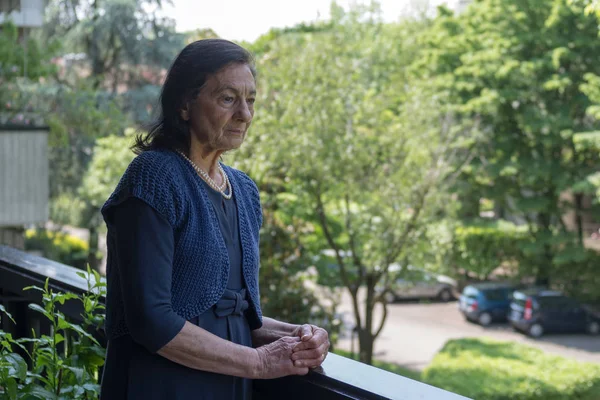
[236,102,252,122]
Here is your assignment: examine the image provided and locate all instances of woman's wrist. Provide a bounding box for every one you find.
[248,347,264,379]
[252,317,299,347]
[277,319,300,336]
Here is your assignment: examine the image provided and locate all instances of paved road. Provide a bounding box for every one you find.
[335,290,600,371]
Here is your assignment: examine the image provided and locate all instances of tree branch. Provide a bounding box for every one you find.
[378,185,428,279]
[315,189,350,286]
[378,114,477,277]
[314,187,362,329]
[344,192,365,286]
[373,298,388,340]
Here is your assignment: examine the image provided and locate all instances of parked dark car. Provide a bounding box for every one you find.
[459,283,516,326]
[509,289,600,338]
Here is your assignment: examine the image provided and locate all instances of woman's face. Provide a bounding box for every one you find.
[184,63,256,152]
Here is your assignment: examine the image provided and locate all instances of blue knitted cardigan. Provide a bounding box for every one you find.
[101,149,263,340]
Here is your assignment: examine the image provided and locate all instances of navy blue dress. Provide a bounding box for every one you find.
[100,178,253,400]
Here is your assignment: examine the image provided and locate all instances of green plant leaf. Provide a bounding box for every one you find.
[6,377,18,399]
[22,286,45,293]
[26,371,52,389]
[27,304,52,320]
[75,346,106,368]
[83,297,93,313]
[0,304,16,324]
[6,352,28,380]
[20,384,58,399]
[51,292,78,305]
[82,382,101,393]
[59,385,86,397]
[54,333,65,346]
[8,338,30,356]
[17,337,41,346]
[56,314,71,331]
[68,324,99,345]
[1,339,14,352]
[64,365,84,381]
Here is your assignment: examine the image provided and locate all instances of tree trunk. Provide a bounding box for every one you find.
[358,275,377,365]
[535,213,552,286]
[457,190,479,219]
[574,193,584,247]
[357,328,374,365]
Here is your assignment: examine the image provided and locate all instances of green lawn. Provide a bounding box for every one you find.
[423,338,600,400]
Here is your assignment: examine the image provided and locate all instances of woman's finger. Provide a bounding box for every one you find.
[299,324,313,341]
[291,341,329,361]
[293,326,328,352]
[294,352,327,369]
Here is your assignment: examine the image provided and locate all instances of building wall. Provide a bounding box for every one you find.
[0,227,25,249]
[0,0,45,28]
[0,129,49,227]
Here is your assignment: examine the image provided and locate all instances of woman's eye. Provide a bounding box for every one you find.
[247,98,256,105]
[223,96,235,104]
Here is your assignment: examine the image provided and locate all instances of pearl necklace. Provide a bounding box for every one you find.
[177,151,232,200]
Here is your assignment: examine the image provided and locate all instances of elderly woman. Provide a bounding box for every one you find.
[99,39,329,399]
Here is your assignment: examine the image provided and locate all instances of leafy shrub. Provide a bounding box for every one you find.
[49,194,86,227]
[24,229,89,270]
[423,338,600,400]
[553,250,600,304]
[0,269,106,399]
[452,220,530,279]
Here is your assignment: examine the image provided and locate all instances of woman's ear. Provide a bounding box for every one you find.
[180,104,190,121]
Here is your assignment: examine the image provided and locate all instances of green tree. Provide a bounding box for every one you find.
[577,66,600,202]
[0,21,57,82]
[44,0,184,89]
[414,0,600,285]
[257,187,341,346]
[6,81,133,272]
[234,4,474,364]
[45,86,130,197]
[77,130,136,270]
[0,21,58,126]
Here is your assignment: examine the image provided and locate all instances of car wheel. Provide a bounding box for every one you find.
[478,312,492,327]
[438,288,453,302]
[587,321,600,335]
[528,323,544,338]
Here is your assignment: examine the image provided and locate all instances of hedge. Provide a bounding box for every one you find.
[423,338,600,400]
[24,228,89,270]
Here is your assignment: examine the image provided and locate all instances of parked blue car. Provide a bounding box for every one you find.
[509,289,600,338]
[459,283,516,326]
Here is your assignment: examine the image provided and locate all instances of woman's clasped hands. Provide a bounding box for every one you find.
[255,324,330,379]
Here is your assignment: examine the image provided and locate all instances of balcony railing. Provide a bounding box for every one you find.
[0,244,470,399]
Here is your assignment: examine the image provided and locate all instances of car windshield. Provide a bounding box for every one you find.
[463,286,478,299]
[511,291,531,306]
[537,296,578,310]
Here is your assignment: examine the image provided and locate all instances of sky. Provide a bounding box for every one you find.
[162,0,458,43]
